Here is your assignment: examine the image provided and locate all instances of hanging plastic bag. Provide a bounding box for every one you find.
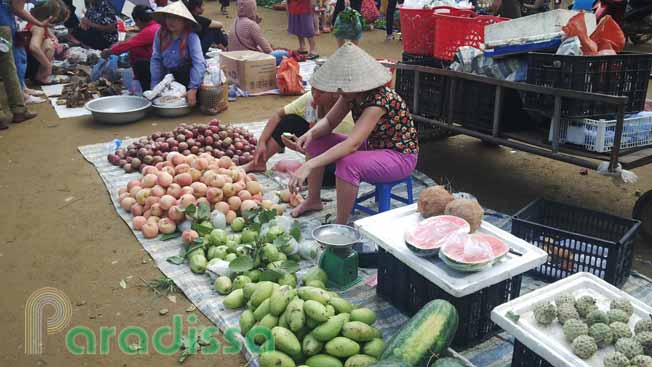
[334,7,363,41]
[590,15,625,54]
[276,57,304,96]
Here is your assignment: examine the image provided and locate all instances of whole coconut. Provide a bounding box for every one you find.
[417,186,454,218]
[444,198,484,232]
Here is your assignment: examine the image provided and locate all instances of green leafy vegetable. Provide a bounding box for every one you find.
[159,232,182,241]
[259,269,283,282]
[290,221,302,241]
[229,256,255,272]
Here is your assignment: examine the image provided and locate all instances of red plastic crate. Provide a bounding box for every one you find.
[432,13,507,61]
[400,6,474,56]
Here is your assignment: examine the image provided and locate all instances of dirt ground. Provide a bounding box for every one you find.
[1,4,651,367]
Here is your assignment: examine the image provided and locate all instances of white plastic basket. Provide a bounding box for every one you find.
[549,113,652,153]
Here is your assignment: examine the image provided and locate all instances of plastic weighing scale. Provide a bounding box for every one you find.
[312,224,363,289]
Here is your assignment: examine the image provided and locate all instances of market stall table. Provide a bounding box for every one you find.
[355,203,548,348]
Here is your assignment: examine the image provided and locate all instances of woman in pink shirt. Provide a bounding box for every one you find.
[101,6,160,89]
[228,0,272,53]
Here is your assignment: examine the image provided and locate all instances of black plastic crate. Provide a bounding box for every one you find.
[395,53,450,120]
[376,248,523,349]
[524,52,652,118]
[511,339,554,367]
[511,198,640,288]
[447,79,531,133]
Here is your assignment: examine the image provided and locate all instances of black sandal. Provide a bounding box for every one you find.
[307,53,319,60]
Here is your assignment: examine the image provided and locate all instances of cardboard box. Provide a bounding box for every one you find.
[220,51,277,94]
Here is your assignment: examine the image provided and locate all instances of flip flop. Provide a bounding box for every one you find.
[307,53,319,60]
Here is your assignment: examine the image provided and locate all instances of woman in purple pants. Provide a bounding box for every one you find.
[287,42,419,225]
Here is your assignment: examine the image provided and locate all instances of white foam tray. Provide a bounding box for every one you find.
[354,204,548,298]
[492,272,652,367]
[484,10,596,48]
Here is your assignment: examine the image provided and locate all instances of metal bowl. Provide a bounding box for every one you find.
[85,96,151,124]
[312,224,362,248]
[152,103,192,118]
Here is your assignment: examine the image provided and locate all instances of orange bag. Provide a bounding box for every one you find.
[276,57,305,96]
[590,15,625,54]
[562,12,598,54]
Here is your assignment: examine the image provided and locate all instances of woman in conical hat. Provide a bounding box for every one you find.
[150,1,206,106]
[287,42,419,224]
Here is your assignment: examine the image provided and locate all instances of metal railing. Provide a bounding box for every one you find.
[392,63,631,172]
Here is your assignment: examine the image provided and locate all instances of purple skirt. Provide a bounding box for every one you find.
[288,13,315,38]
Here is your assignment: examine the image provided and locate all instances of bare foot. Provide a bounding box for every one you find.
[291,199,324,218]
[243,161,267,173]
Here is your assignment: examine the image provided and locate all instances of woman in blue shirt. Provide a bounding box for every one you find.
[150,1,206,107]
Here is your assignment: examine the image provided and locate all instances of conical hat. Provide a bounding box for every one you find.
[310,42,391,93]
[153,1,197,25]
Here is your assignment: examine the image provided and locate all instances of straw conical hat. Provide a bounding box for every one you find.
[310,42,391,93]
[153,1,197,24]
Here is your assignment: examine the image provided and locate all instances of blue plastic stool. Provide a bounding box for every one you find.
[353,177,414,215]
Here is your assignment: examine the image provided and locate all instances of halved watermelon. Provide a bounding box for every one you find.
[438,233,510,272]
[405,215,471,257]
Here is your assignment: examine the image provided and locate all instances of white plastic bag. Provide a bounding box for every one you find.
[152,81,187,106]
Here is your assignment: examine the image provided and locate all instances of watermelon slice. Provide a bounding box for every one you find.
[405,215,471,257]
[439,233,510,271]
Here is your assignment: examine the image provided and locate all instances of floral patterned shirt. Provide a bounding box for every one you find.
[85,0,118,45]
[351,87,419,154]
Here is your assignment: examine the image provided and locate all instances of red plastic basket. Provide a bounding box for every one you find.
[399,6,474,56]
[399,7,436,55]
[432,13,507,61]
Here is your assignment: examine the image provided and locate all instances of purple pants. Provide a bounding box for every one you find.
[307,133,418,187]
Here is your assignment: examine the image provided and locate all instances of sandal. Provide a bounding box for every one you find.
[13,111,37,124]
[307,53,319,60]
[298,50,309,55]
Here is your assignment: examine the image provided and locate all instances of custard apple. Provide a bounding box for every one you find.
[555,294,576,307]
[558,303,581,324]
[610,299,634,318]
[635,319,652,335]
[635,331,652,355]
[590,322,614,348]
[611,321,634,340]
[608,309,631,324]
[630,355,652,367]
[603,351,630,367]
[534,302,557,325]
[563,319,589,342]
[572,335,598,359]
[575,295,598,318]
[587,309,610,326]
[615,337,644,359]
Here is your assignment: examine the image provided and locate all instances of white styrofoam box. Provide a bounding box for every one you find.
[492,272,652,367]
[484,10,597,48]
[549,113,652,153]
[354,204,548,298]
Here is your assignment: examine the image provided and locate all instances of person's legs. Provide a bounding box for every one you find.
[132,59,151,92]
[332,150,418,223]
[13,46,26,90]
[291,133,348,217]
[386,0,397,37]
[308,37,317,55]
[245,114,310,172]
[0,27,33,123]
[335,177,358,224]
[298,36,306,52]
[73,28,112,50]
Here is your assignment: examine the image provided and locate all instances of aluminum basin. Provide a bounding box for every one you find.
[85,95,151,124]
